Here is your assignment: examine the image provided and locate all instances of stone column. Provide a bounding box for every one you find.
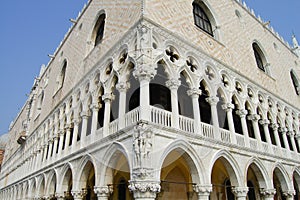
[133,66,155,122]
[206,96,220,139]
[52,135,59,156]
[271,124,281,147]
[260,188,276,200]
[187,88,202,133]
[166,79,181,129]
[236,109,250,147]
[260,119,272,145]
[116,82,129,129]
[94,186,113,200]
[80,111,89,142]
[283,190,295,200]
[232,187,248,200]
[102,93,113,137]
[280,128,290,150]
[295,134,300,152]
[71,119,80,148]
[57,130,64,155]
[47,139,53,159]
[248,114,262,149]
[42,143,48,161]
[90,104,100,137]
[65,126,72,149]
[288,132,297,152]
[71,190,87,200]
[193,184,212,200]
[222,103,236,135]
[128,181,161,200]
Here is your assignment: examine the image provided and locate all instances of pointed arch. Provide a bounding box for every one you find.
[272,163,292,192]
[157,139,206,184]
[245,158,270,189]
[46,169,58,196]
[91,10,106,46]
[290,69,300,95]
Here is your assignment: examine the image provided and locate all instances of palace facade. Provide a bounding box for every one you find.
[1,0,300,200]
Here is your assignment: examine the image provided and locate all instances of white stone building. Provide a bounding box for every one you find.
[1,0,300,199]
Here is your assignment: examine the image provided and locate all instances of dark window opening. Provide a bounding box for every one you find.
[193,3,213,36]
[253,43,265,72]
[94,14,106,46]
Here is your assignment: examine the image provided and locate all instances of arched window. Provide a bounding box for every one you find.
[94,13,106,46]
[55,60,67,94]
[290,70,300,95]
[193,2,213,36]
[252,43,266,72]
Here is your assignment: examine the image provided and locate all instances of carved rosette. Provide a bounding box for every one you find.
[260,188,276,198]
[128,181,161,199]
[232,187,248,198]
[94,186,113,197]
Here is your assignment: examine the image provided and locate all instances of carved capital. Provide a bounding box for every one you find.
[271,123,279,131]
[206,96,219,106]
[193,184,212,196]
[259,119,270,125]
[232,187,248,197]
[283,190,295,197]
[94,186,113,197]
[247,114,260,122]
[236,109,248,118]
[102,93,114,103]
[90,103,100,111]
[116,82,129,93]
[222,103,235,112]
[71,190,87,199]
[133,66,156,82]
[128,181,161,196]
[55,193,65,198]
[260,188,276,198]
[187,88,202,98]
[165,79,181,90]
[279,127,288,133]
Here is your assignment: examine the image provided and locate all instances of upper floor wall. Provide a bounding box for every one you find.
[144,0,300,108]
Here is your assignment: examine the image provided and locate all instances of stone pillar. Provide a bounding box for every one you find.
[116,82,129,129]
[80,111,89,141]
[222,103,236,135]
[42,143,48,161]
[236,109,250,147]
[57,131,64,155]
[47,139,53,159]
[71,190,87,200]
[248,114,262,149]
[283,190,295,200]
[260,188,276,200]
[65,126,72,149]
[72,119,80,148]
[280,128,290,150]
[102,93,113,137]
[271,123,281,147]
[166,79,181,129]
[193,184,212,200]
[94,186,113,200]
[133,66,155,122]
[232,187,248,200]
[128,181,161,200]
[260,119,272,145]
[187,88,201,133]
[288,132,297,152]
[90,104,100,136]
[52,135,59,156]
[296,134,300,152]
[206,96,220,139]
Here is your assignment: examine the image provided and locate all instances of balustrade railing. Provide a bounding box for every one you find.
[249,138,258,150]
[236,134,245,147]
[220,129,231,143]
[125,107,140,126]
[109,119,119,135]
[201,123,214,139]
[179,115,194,133]
[150,106,172,127]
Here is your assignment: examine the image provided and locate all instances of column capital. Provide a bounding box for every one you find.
[90,103,100,111]
[165,78,181,90]
[271,123,279,131]
[128,181,160,199]
[187,88,202,98]
[80,111,89,118]
[279,127,288,133]
[193,184,212,196]
[94,186,113,197]
[55,193,65,199]
[116,81,129,93]
[260,188,276,198]
[236,109,248,118]
[71,190,87,199]
[133,66,156,82]
[232,187,248,198]
[102,93,114,103]
[247,114,260,122]
[283,190,295,198]
[222,103,235,111]
[259,119,270,125]
[205,96,219,106]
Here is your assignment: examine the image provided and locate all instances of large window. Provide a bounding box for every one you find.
[290,70,300,95]
[193,2,213,36]
[252,43,266,72]
[94,13,106,46]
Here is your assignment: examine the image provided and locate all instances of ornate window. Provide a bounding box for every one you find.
[252,43,266,72]
[94,13,106,46]
[193,2,213,36]
[290,70,300,95]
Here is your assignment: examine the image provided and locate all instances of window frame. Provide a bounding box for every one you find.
[193,2,214,37]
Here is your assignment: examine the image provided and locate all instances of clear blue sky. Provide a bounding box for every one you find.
[0,0,299,135]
